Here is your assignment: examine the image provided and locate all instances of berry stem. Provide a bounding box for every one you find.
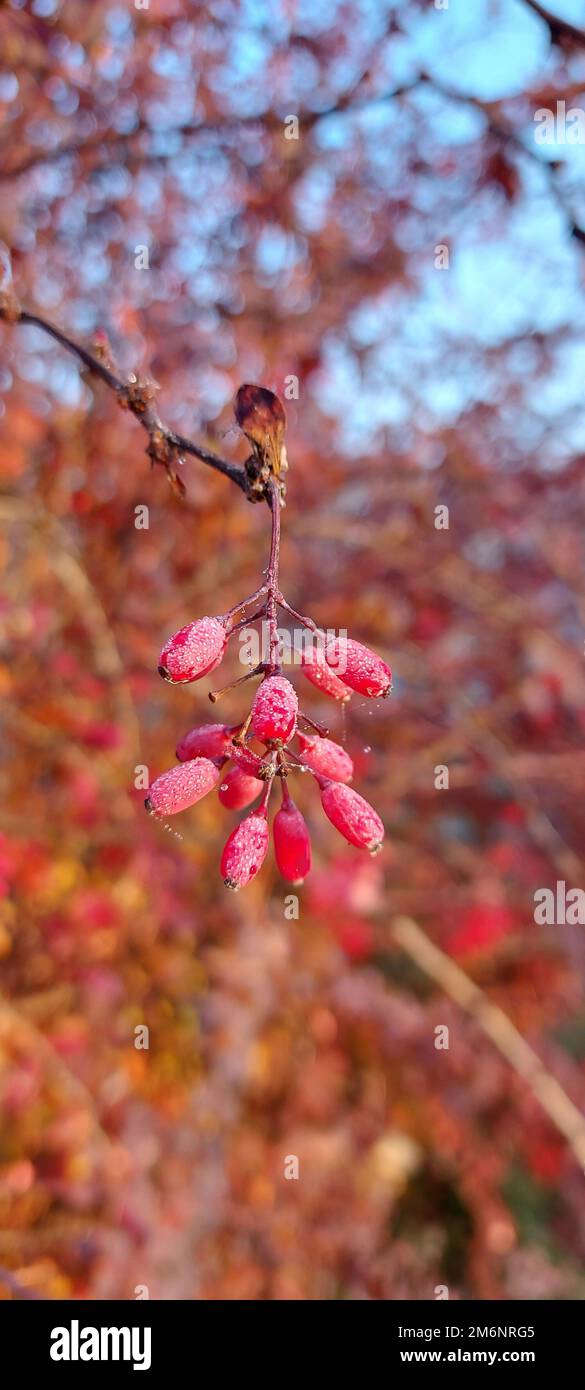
[277,595,323,634]
[259,774,275,813]
[280,778,293,807]
[283,750,311,773]
[232,711,253,743]
[219,584,268,628]
[299,710,329,738]
[265,479,282,675]
[208,664,264,702]
[226,608,267,635]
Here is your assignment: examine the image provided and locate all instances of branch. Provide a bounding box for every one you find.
[0,80,421,184]
[522,0,585,48]
[419,68,585,246]
[0,4,411,184]
[0,112,273,184]
[0,303,250,500]
[389,4,585,246]
[392,917,585,1170]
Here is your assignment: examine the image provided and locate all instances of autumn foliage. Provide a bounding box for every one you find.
[1,0,585,1302]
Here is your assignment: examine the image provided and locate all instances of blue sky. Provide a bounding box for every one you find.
[310,0,585,457]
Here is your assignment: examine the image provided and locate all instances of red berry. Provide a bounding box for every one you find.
[297,733,353,783]
[273,792,312,883]
[159,616,226,684]
[145,758,220,816]
[320,780,384,852]
[228,742,266,777]
[300,645,351,701]
[218,765,263,810]
[251,675,298,744]
[325,636,391,699]
[221,811,269,890]
[175,722,235,762]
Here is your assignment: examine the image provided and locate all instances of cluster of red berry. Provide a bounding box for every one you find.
[145,604,391,890]
[145,387,391,890]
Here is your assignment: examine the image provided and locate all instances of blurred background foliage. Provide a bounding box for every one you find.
[1,0,585,1299]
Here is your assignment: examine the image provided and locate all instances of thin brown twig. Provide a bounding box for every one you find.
[522,0,585,48]
[0,96,303,183]
[0,81,417,184]
[265,478,282,674]
[392,916,585,1170]
[0,304,250,498]
[418,68,585,244]
[381,0,585,251]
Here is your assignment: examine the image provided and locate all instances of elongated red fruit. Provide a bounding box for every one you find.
[159,616,226,684]
[300,644,351,701]
[320,780,384,852]
[221,811,269,890]
[251,675,298,744]
[176,722,235,762]
[273,793,311,883]
[325,636,391,699]
[297,733,353,784]
[145,758,220,816]
[218,765,263,810]
[228,742,266,777]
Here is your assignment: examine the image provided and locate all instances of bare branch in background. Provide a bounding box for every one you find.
[0,303,249,499]
[522,0,585,49]
[392,917,585,1170]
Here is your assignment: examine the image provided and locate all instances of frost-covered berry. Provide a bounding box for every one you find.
[218,765,263,810]
[175,722,235,762]
[325,636,391,699]
[145,758,220,816]
[319,780,384,852]
[300,645,351,702]
[273,792,311,883]
[251,675,298,744]
[221,810,269,890]
[159,616,227,684]
[228,742,266,778]
[297,733,353,784]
